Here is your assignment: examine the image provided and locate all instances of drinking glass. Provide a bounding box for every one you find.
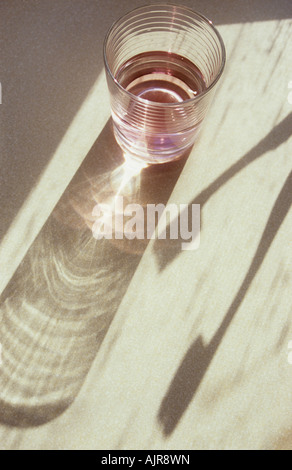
[104,4,226,164]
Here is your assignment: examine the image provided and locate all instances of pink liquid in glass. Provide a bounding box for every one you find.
[117,51,206,103]
[113,51,207,162]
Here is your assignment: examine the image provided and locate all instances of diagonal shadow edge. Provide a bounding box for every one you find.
[154,112,292,271]
[158,170,292,436]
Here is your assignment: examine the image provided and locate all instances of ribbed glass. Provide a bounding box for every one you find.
[104,4,226,164]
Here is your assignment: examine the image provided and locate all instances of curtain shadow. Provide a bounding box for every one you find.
[158,170,292,436]
[0,119,188,428]
[154,112,292,271]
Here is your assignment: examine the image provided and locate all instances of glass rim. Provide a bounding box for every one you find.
[103,3,226,108]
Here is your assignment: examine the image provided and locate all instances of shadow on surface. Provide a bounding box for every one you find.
[1,0,291,243]
[0,0,111,241]
[154,112,292,271]
[158,169,292,436]
[0,0,291,431]
[0,119,188,427]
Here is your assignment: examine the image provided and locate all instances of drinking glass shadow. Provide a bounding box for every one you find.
[0,119,189,427]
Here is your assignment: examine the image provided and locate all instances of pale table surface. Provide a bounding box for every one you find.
[0,0,291,450]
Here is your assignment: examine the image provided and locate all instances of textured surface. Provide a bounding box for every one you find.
[0,0,291,450]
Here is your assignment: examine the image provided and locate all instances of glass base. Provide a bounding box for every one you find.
[113,125,193,165]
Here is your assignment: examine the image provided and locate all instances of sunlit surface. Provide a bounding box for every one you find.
[0,0,291,451]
